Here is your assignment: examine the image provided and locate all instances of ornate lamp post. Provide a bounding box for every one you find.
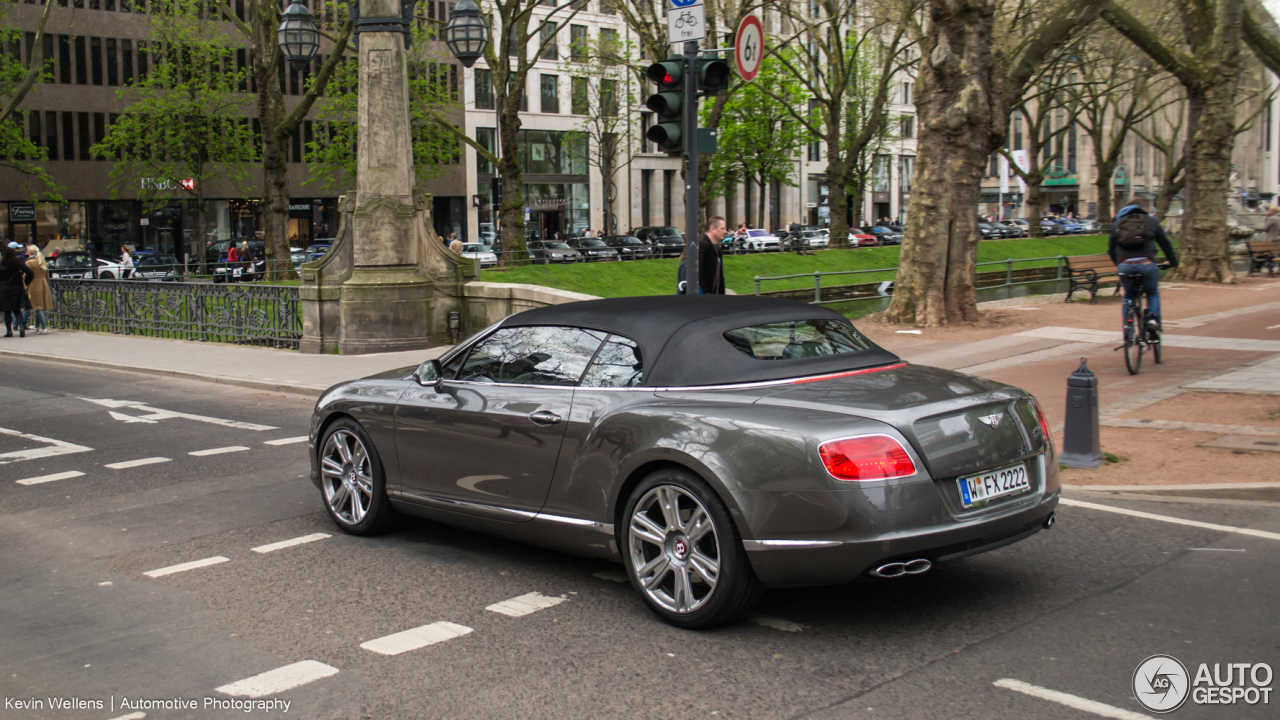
[444,0,490,69]
[277,0,321,72]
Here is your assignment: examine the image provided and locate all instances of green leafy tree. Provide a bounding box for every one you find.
[0,0,60,197]
[93,0,258,271]
[703,55,806,229]
[305,20,463,194]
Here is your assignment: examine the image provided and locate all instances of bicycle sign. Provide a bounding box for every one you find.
[667,3,705,43]
[734,14,764,82]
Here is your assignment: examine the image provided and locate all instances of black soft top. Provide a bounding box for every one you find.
[502,295,901,387]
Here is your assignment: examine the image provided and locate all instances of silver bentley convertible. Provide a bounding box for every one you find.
[309,296,1059,628]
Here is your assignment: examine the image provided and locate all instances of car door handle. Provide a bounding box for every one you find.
[528,410,561,426]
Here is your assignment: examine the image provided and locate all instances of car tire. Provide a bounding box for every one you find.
[318,418,395,536]
[621,468,761,629]
[100,272,114,280]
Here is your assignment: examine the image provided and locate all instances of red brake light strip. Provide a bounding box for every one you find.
[790,362,908,384]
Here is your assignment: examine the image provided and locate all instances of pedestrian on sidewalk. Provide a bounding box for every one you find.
[24,245,51,334]
[448,236,465,254]
[1110,196,1178,333]
[676,216,727,294]
[1266,206,1280,243]
[1,246,33,337]
[120,245,134,278]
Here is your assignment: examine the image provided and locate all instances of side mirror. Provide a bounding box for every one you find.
[416,359,444,392]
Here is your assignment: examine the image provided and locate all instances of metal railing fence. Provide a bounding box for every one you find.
[49,278,302,349]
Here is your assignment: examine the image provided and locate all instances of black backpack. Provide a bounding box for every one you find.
[1116,210,1154,248]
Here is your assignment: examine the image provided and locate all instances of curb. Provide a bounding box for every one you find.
[0,347,328,398]
[1062,481,1280,491]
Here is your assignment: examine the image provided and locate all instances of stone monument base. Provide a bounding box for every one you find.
[338,267,436,355]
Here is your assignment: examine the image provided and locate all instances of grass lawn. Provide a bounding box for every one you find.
[480,235,1111,298]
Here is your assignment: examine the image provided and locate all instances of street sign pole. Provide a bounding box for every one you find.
[684,39,699,295]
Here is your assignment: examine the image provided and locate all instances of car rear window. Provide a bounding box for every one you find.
[723,320,873,360]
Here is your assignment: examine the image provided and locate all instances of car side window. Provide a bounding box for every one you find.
[580,334,644,387]
[456,326,606,386]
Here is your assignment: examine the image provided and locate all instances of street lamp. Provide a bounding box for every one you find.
[444,0,490,69]
[277,0,321,72]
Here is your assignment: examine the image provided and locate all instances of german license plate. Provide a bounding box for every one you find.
[958,464,1029,507]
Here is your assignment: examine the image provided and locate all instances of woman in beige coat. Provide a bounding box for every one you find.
[25,245,52,334]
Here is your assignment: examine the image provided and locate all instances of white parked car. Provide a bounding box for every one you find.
[742,229,781,252]
[94,257,134,280]
[461,243,498,268]
[801,230,829,248]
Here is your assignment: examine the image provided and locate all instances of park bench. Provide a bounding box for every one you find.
[1246,239,1279,276]
[1064,254,1121,303]
[1065,253,1170,304]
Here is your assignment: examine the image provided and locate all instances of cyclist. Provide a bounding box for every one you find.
[1109,196,1178,337]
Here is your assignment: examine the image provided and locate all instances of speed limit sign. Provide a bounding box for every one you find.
[734,15,763,82]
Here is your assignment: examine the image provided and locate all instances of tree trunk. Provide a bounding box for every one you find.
[826,123,850,248]
[496,102,528,265]
[1026,180,1044,235]
[251,7,291,281]
[885,1,994,326]
[1174,87,1236,282]
[1094,159,1115,231]
[756,176,766,234]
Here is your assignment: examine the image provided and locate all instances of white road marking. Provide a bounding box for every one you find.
[16,470,85,486]
[592,568,628,583]
[143,556,229,578]
[80,398,278,431]
[215,660,339,698]
[252,533,331,553]
[486,592,566,617]
[744,612,804,632]
[1188,547,1246,552]
[1060,498,1280,542]
[105,457,171,470]
[359,621,473,655]
[109,410,157,424]
[107,713,146,720]
[993,678,1153,719]
[0,427,93,466]
[264,436,309,446]
[188,446,250,456]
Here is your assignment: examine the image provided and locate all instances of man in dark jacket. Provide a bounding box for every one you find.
[698,216,727,294]
[1109,197,1178,332]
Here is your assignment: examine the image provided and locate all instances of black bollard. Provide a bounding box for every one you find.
[1059,357,1103,468]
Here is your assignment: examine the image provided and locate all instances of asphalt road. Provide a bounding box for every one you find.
[1,358,1276,720]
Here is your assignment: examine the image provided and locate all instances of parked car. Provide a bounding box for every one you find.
[528,241,581,264]
[307,242,334,260]
[1057,219,1088,234]
[132,253,181,281]
[602,235,656,260]
[632,226,685,257]
[849,230,879,247]
[94,257,134,280]
[1038,219,1064,236]
[741,229,781,252]
[860,226,903,245]
[799,230,829,249]
[567,238,620,261]
[460,243,499,268]
[310,296,1059,628]
[999,220,1029,237]
[47,252,96,279]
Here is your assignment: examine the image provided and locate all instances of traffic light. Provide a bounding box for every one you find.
[645,57,685,153]
[697,57,731,95]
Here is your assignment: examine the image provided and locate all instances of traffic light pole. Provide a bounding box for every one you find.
[683,40,699,295]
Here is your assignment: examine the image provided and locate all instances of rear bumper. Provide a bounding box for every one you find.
[744,492,1058,588]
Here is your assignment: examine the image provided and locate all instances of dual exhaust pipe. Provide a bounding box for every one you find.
[870,558,932,579]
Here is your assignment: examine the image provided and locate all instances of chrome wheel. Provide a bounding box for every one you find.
[320,429,373,525]
[627,485,721,614]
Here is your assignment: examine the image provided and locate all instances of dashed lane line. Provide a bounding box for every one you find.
[143,556,230,578]
[105,457,171,470]
[0,426,93,465]
[1060,498,1280,542]
[252,533,331,553]
[264,436,309,446]
[486,592,567,617]
[189,446,250,456]
[359,621,473,656]
[16,470,85,486]
[215,660,339,698]
[993,679,1152,719]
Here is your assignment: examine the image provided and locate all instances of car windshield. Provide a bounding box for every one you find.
[649,228,681,238]
[724,319,873,360]
[546,242,571,249]
[747,230,770,237]
[580,239,606,247]
[52,254,92,268]
[463,244,487,252]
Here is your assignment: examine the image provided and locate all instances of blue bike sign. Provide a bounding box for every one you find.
[670,0,698,8]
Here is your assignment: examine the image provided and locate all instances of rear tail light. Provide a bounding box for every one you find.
[819,434,916,481]
[1032,399,1053,447]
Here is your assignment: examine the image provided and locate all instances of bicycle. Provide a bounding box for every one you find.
[1117,262,1167,375]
